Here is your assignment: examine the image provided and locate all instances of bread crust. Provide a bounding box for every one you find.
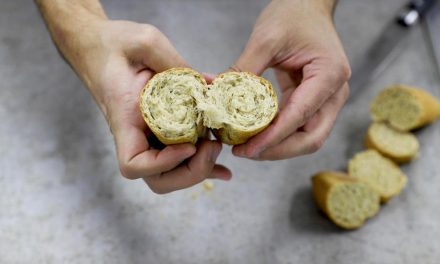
[312,171,380,229]
[364,123,418,163]
[406,85,440,130]
[371,84,440,131]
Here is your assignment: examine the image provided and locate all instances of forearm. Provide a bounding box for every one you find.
[35,0,107,71]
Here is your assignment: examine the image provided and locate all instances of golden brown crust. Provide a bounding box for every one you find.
[372,84,440,131]
[312,171,380,229]
[406,86,440,129]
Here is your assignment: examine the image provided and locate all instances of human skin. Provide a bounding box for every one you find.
[230,0,351,160]
[35,0,232,194]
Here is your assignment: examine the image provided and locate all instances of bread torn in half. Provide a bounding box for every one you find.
[370,84,440,131]
[140,68,278,145]
[312,171,380,229]
[348,149,407,203]
[365,122,419,163]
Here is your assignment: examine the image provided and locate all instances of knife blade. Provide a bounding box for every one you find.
[425,0,440,78]
[348,0,436,102]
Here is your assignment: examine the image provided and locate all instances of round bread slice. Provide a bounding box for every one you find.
[370,84,440,131]
[365,122,419,163]
[139,68,207,144]
[312,171,380,229]
[348,149,407,202]
[201,71,278,145]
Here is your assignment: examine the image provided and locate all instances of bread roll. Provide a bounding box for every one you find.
[140,68,278,145]
[348,149,407,202]
[312,171,380,229]
[365,122,419,163]
[370,84,440,131]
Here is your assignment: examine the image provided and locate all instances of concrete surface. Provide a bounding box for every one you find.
[1,0,440,263]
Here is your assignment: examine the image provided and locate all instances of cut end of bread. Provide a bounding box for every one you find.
[140,68,206,144]
[370,84,440,131]
[312,171,380,229]
[348,149,407,202]
[370,85,421,131]
[140,69,278,145]
[206,72,277,130]
[365,122,419,163]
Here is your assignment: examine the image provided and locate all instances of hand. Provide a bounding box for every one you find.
[231,0,351,160]
[60,19,232,193]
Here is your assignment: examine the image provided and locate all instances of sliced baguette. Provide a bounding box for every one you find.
[348,149,407,202]
[312,171,380,229]
[140,68,278,145]
[365,122,419,163]
[140,68,207,144]
[370,84,440,131]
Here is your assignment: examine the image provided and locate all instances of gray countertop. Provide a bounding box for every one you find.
[1,0,439,263]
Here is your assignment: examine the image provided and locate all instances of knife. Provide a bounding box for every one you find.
[425,0,440,79]
[348,0,436,102]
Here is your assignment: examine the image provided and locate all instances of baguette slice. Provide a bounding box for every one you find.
[370,84,440,131]
[140,68,278,145]
[365,122,419,163]
[312,171,380,229]
[203,71,278,145]
[140,68,207,144]
[348,149,407,202]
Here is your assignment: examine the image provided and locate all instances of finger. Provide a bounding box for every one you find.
[113,123,197,179]
[143,140,223,194]
[255,83,349,160]
[233,62,349,158]
[207,164,233,181]
[231,40,273,75]
[274,69,302,92]
[126,25,189,72]
[202,72,216,84]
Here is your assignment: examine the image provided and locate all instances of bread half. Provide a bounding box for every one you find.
[203,72,278,145]
[365,122,419,163]
[348,149,407,202]
[370,84,440,131]
[312,171,380,229]
[140,68,278,145]
[140,68,207,144]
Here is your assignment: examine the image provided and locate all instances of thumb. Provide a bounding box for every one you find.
[231,41,273,75]
[128,25,189,72]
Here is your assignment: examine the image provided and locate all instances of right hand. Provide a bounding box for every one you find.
[67,19,232,194]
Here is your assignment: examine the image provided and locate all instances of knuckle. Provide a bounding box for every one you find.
[139,25,162,48]
[339,60,352,81]
[119,163,136,180]
[307,137,326,154]
[326,58,352,87]
[289,101,314,126]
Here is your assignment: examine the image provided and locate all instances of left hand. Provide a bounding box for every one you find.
[230,0,351,160]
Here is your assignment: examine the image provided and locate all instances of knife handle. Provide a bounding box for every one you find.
[398,0,436,26]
